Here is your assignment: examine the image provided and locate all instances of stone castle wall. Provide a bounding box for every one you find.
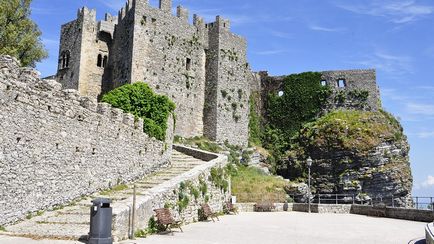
[0,56,174,225]
[128,1,208,138]
[259,69,381,119]
[204,17,250,146]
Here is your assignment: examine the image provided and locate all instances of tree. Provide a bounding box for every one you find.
[0,0,47,67]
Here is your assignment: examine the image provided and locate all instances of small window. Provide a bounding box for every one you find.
[338,79,346,88]
[103,55,108,68]
[278,91,284,97]
[152,18,156,23]
[186,58,191,71]
[97,54,102,67]
[321,80,327,86]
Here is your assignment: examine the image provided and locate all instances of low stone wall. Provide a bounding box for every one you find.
[111,145,231,241]
[293,203,352,214]
[351,205,434,222]
[234,203,288,212]
[427,223,434,244]
[0,56,173,225]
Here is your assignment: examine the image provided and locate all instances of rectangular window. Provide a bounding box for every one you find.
[321,80,327,86]
[338,79,346,88]
[186,58,191,71]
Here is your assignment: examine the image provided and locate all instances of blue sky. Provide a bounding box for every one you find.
[30,0,434,197]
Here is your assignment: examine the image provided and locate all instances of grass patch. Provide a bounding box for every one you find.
[231,166,288,203]
[100,184,129,196]
[0,226,6,232]
[175,136,223,153]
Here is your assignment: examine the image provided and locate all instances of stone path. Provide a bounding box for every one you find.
[2,150,206,241]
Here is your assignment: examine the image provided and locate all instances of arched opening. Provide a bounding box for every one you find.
[103,55,108,68]
[65,51,70,68]
[97,54,102,67]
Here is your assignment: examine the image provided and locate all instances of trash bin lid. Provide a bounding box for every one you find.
[91,198,111,205]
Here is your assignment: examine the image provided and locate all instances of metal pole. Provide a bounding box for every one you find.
[416,197,419,210]
[131,184,136,240]
[352,194,355,204]
[318,194,321,204]
[308,165,311,213]
[392,196,394,208]
[336,194,338,205]
[430,197,434,212]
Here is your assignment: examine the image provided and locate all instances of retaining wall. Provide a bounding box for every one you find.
[0,56,173,225]
[111,145,231,241]
[427,223,434,244]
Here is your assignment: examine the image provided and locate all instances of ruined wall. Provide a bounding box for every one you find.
[260,69,381,118]
[0,56,174,225]
[204,16,250,146]
[321,70,380,111]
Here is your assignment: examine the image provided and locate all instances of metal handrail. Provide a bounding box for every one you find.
[233,193,434,211]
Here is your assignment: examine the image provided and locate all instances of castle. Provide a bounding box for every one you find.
[56,0,381,146]
[56,0,254,146]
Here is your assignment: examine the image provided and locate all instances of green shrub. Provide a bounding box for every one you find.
[101,82,176,141]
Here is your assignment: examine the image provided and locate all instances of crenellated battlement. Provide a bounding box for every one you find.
[57,1,252,146]
[0,55,153,137]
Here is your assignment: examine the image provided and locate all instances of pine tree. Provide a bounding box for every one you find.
[0,0,47,67]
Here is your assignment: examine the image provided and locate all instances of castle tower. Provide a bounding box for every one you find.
[57,7,115,98]
[204,16,251,146]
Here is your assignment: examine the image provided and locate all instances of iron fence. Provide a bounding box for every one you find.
[234,193,434,212]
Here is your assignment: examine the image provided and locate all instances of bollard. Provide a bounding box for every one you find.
[89,198,113,244]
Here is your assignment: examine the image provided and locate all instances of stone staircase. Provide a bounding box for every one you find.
[3,149,207,241]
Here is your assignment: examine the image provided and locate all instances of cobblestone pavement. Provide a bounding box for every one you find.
[1,150,206,241]
[0,212,426,244]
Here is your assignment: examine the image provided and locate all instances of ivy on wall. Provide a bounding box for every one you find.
[261,72,331,162]
[101,82,176,141]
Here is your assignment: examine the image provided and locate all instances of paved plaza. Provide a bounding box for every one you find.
[0,212,427,244]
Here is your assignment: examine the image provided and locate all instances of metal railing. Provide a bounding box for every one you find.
[234,193,434,211]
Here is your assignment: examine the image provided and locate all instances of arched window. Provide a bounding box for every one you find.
[59,51,71,69]
[103,55,108,68]
[97,54,102,67]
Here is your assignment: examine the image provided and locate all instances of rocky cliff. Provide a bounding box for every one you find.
[282,110,413,207]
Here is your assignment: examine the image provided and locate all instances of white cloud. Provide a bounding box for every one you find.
[335,0,434,24]
[253,49,289,56]
[270,31,293,39]
[408,131,434,138]
[422,175,434,188]
[351,50,413,75]
[405,102,434,116]
[309,24,346,32]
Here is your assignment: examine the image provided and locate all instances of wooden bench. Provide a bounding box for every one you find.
[154,208,183,233]
[254,202,275,212]
[201,204,220,222]
[368,203,387,217]
[224,202,238,215]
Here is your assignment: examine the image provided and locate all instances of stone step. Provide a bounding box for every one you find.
[4,149,207,241]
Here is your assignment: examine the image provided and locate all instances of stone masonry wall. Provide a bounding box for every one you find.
[259,69,381,120]
[204,16,250,146]
[0,56,174,226]
[128,1,207,138]
[111,145,231,241]
[321,69,380,111]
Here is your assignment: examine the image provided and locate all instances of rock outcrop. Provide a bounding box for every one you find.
[282,110,413,207]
